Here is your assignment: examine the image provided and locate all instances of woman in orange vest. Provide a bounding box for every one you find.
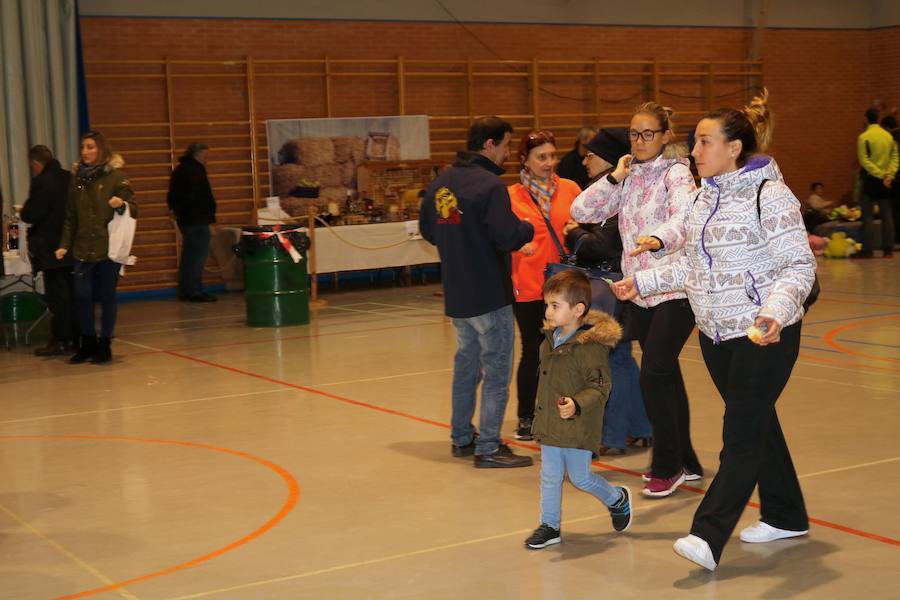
[508,130,582,440]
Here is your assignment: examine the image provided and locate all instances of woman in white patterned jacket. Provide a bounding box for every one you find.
[570,103,704,499]
[613,90,816,572]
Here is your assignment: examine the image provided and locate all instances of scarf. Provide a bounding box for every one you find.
[520,169,559,218]
[76,162,105,181]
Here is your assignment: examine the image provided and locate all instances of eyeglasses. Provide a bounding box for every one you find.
[629,129,664,142]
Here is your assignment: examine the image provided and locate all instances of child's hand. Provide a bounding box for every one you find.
[558,396,576,419]
[612,277,639,300]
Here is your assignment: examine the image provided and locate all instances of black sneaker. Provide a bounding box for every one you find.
[525,523,561,549]
[452,435,477,458]
[608,486,633,532]
[515,417,534,440]
[474,444,533,468]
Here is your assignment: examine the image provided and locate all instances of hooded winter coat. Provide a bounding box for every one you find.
[634,156,816,343]
[60,154,138,263]
[531,310,622,454]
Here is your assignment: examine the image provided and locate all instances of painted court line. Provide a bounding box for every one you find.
[635,348,900,390]
[0,435,301,600]
[327,304,446,324]
[152,346,900,550]
[0,502,138,600]
[0,388,289,426]
[165,514,605,600]
[314,368,453,388]
[799,456,900,480]
[122,321,447,357]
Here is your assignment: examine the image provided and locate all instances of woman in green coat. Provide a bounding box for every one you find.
[56,131,137,364]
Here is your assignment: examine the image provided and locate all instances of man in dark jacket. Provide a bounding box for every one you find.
[167,142,217,301]
[20,145,77,356]
[420,116,535,468]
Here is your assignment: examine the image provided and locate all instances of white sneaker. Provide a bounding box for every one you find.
[739,521,809,543]
[683,469,703,481]
[673,535,717,571]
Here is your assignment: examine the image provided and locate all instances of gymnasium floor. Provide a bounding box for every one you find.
[0,258,898,599]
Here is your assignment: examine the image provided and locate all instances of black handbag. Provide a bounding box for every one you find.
[531,197,623,316]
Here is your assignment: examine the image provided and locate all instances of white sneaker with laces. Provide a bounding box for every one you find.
[739,521,808,543]
[673,535,717,571]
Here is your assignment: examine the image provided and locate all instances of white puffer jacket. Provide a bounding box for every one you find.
[634,156,816,343]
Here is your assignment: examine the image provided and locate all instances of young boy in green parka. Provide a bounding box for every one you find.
[525,270,633,549]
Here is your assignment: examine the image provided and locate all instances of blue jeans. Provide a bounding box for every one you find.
[178,223,211,296]
[540,445,620,529]
[451,304,514,456]
[73,259,121,338]
[602,341,653,448]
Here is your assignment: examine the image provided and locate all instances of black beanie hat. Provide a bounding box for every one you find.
[584,128,630,166]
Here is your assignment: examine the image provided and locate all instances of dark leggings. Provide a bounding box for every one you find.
[627,299,702,479]
[513,300,545,420]
[74,260,121,338]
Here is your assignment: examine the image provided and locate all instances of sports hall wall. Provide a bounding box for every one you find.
[75,1,900,290]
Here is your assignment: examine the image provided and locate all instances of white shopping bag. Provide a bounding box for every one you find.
[108,202,137,272]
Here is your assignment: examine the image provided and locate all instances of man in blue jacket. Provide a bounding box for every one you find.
[420,117,535,468]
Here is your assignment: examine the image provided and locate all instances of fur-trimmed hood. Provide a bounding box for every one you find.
[543,309,622,348]
[71,153,125,173]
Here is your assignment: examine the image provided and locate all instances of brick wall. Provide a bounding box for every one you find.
[871,27,900,113]
[78,17,893,288]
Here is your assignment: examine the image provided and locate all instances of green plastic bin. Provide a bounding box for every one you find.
[1,292,49,348]
[239,226,311,327]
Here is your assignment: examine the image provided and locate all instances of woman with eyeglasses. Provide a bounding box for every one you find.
[571,103,703,498]
[563,128,653,456]
[508,130,582,441]
[612,90,815,571]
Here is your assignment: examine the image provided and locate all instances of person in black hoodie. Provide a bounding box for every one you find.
[564,128,653,455]
[20,145,77,356]
[555,127,596,190]
[420,116,535,468]
[167,142,217,302]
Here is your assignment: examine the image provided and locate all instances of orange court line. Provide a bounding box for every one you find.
[823,316,900,364]
[158,349,900,550]
[0,435,300,600]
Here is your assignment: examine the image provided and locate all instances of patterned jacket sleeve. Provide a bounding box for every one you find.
[756,182,816,325]
[570,176,622,223]
[648,163,695,256]
[633,255,689,298]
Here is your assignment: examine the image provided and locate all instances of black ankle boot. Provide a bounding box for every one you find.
[70,335,97,364]
[91,337,112,364]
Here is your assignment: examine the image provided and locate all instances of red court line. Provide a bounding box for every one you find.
[823,316,900,364]
[0,435,300,600]
[160,349,900,549]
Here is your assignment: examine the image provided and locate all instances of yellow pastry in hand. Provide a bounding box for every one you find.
[746,325,764,344]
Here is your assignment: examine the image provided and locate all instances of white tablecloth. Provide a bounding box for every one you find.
[313,221,440,273]
[3,251,30,276]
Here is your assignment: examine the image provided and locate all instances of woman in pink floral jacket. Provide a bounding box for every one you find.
[570,103,703,498]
